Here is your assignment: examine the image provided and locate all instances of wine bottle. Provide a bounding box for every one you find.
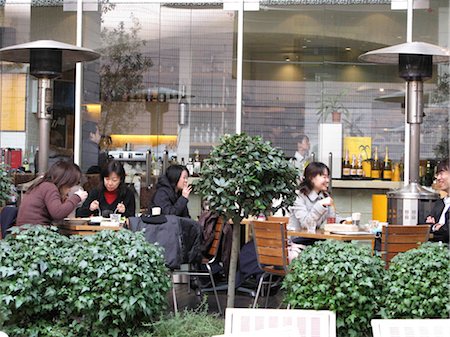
[342,149,351,178]
[350,154,357,177]
[382,146,392,180]
[371,146,381,179]
[357,154,364,178]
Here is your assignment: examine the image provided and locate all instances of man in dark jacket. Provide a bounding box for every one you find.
[149,165,191,218]
[426,158,449,243]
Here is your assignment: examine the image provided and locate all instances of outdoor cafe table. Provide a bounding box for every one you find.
[57,219,122,236]
[287,229,376,243]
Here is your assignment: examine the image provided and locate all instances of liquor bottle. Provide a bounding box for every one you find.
[342,149,351,178]
[382,146,392,180]
[356,154,364,178]
[186,158,194,176]
[350,154,357,177]
[371,146,381,179]
[193,150,201,177]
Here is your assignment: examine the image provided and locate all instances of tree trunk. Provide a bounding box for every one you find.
[226,216,242,308]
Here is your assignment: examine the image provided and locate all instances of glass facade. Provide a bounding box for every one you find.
[1,0,449,180]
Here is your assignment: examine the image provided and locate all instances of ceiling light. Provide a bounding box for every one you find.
[285,56,290,62]
[345,47,351,51]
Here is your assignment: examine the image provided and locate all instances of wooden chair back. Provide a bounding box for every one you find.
[206,216,224,260]
[252,220,289,276]
[381,225,430,266]
[267,216,289,223]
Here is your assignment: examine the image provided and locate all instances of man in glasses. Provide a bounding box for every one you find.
[426,158,449,243]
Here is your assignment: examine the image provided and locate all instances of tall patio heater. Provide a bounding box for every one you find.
[359,42,449,225]
[0,40,100,173]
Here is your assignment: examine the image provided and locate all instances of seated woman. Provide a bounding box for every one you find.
[426,158,449,243]
[16,161,88,226]
[149,164,192,218]
[288,161,344,246]
[76,160,136,218]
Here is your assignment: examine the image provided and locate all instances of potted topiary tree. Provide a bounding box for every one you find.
[194,133,298,307]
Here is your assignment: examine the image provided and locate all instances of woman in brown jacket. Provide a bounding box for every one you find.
[16,161,88,226]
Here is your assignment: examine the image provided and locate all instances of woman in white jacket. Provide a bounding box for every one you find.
[288,161,344,247]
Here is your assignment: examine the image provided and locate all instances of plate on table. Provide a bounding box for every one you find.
[63,218,90,225]
[331,231,372,235]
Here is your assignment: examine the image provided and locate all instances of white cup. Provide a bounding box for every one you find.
[352,212,361,227]
[110,213,121,225]
[152,207,161,216]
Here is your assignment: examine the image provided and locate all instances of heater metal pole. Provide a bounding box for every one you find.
[406,80,423,184]
[37,78,53,174]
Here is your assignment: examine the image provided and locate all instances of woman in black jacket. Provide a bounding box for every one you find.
[76,160,136,218]
[150,164,191,218]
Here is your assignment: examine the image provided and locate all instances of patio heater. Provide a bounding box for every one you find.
[359,42,449,225]
[0,40,100,173]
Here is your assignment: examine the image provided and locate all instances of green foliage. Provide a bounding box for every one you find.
[140,299,224,337]
[0,226,171,336]
[0,164,14,207]
[316,90,349,122]
[381,242,450,319]
[194,133,298,222]
[283,240,385,337]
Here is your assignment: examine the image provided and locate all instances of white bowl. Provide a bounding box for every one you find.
[90,216,103,224]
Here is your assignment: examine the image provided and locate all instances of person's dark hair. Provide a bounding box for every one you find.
[436,158,449,173]
[299,161,330,196]
[165,164,189,192]
[82,121,98,139]
[296,134,309,144]
[100,160,127,195]
[27,161,81,194]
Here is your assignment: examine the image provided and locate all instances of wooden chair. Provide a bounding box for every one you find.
[213,307,336,337]
[171,216,225,314]
[371,319,450,337]
[251,220,289,308]
[381,225,430,267]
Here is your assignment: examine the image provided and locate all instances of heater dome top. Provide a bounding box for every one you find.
[0,39,100,69]
[359,41,449,64]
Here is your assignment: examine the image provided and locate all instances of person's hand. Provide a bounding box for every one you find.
[74,189,88,203]
[318,196,333,207]
[426,216,436,224]
[432,223,444,231]
[182,184,192,199]
[89,200,100,212]
[116,202,125,214]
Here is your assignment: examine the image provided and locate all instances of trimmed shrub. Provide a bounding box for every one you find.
[381,242,450,319]
[0,226,171,336]
[283,240,385,337]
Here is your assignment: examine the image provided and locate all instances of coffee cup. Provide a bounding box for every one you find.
[352,212,361,227]
[110,213,121,225]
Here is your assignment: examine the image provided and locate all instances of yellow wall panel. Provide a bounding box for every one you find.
[1,74,26,131]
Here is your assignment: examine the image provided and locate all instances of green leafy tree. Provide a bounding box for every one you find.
[194,133,298,307]
[0,164,14,207]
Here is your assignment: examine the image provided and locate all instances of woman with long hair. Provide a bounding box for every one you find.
[288,161,343,245]
[76,160,135,218]
[149,164,191,217]
[16,161,88,226]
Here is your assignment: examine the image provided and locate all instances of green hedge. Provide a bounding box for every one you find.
[0,226,171,337]
[283,240,385,337]
[381,242,450,319]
